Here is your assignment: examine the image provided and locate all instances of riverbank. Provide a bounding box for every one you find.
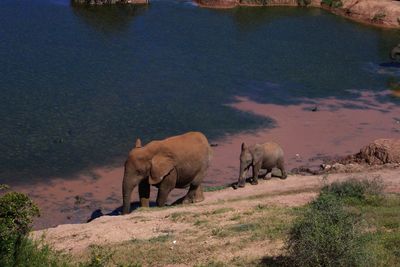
[12,90,400,229]
[195,0,400,28]
[32,167,400,266]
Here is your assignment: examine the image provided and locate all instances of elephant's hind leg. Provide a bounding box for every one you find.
[182,170,206,204]
[262,168,272,180]
[194,184,204,203]
[182,184,204,204]
[277,159,287,179]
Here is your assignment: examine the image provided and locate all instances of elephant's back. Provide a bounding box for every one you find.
[163,131,211,163]
[262,142,284,158]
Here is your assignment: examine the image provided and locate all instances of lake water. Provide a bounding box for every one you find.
[1,0,400,185]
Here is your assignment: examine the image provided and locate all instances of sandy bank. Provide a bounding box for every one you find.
[32,168,400,254]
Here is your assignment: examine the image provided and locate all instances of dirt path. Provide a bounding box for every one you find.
[33,168,400,255]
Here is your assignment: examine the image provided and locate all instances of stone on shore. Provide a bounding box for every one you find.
[72,0,148,5]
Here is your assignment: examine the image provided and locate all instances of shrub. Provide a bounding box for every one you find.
[321,0,343,8]
[0,191,40,266]
[286,193,367,266]
[321,178,383,202]
[9,238,70,267]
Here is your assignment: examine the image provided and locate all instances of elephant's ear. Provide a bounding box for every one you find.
[251,145,264,165]
[149,155,174,185]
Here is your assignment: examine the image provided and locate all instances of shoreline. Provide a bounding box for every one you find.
[33,167,400,254]
[11,90,400,230]
[194,0,400,29]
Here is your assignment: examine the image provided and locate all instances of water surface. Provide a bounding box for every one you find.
[1,0,400,185]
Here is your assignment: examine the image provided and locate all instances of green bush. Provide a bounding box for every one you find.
[286,193,367,266]
[321,178,383,202]
[0,191,40,266]
[9,238,70,267]
[321,0,343,8]
[0,188,73,267]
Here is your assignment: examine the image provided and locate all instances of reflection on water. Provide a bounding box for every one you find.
[229,6,322,31]
[71,2,148,33]
[1,0,400,185]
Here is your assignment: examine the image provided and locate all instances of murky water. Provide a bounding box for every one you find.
[1,0,400,185]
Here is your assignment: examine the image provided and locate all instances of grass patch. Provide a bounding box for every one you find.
[194,219,208,226]
[211,227,228,238]
[148,234,172,243]
[321,177,383,202]
[230,223,258,233]
[203,185,229,192]
[211,207,234,215]
[168,211,193,222]
[230,214,241,221]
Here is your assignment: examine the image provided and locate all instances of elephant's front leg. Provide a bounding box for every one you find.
[251,162,262,185]
[156,169,177,207]
[139,179,150,207]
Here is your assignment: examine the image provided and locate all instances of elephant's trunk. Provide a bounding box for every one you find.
[122,169,139,215]
[238,162,248,184]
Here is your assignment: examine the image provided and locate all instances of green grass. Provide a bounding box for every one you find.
[203,185,229,192]
[148,234,172,243]
[17,178,400,267]
[0,238,71,267]
[211,207,234,215]
[168,211,194,222]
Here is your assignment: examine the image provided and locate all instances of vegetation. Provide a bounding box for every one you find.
[0,187,39,266]
[282,177,399,267]
[203,185,229,192]
[321,0,343,8]
[286,193,367,266]
[372,12,387,23]
[0,186,71,267]
[239,0,269,6]
[2,178,400,266]
[297,0,311,6]
[321,177,383,202]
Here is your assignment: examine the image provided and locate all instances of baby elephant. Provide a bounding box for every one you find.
[234,142,287,188]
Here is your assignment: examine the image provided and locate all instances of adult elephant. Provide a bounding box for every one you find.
[122,132,212,214]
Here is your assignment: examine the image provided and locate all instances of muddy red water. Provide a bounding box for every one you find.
[11,91,400,229]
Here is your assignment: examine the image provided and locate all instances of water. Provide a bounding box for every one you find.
[1,0,400,185]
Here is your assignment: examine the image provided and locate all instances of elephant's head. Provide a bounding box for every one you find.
[238,143,263,181]
[122,138,175,214]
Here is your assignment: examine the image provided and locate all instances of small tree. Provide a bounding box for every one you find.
[0,187,40,266]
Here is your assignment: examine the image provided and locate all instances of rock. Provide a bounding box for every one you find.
[72,0,148,5]
[321,164,331,170]
[322,139,400,173]
[195,0,400,28]
[356,139,400,165]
